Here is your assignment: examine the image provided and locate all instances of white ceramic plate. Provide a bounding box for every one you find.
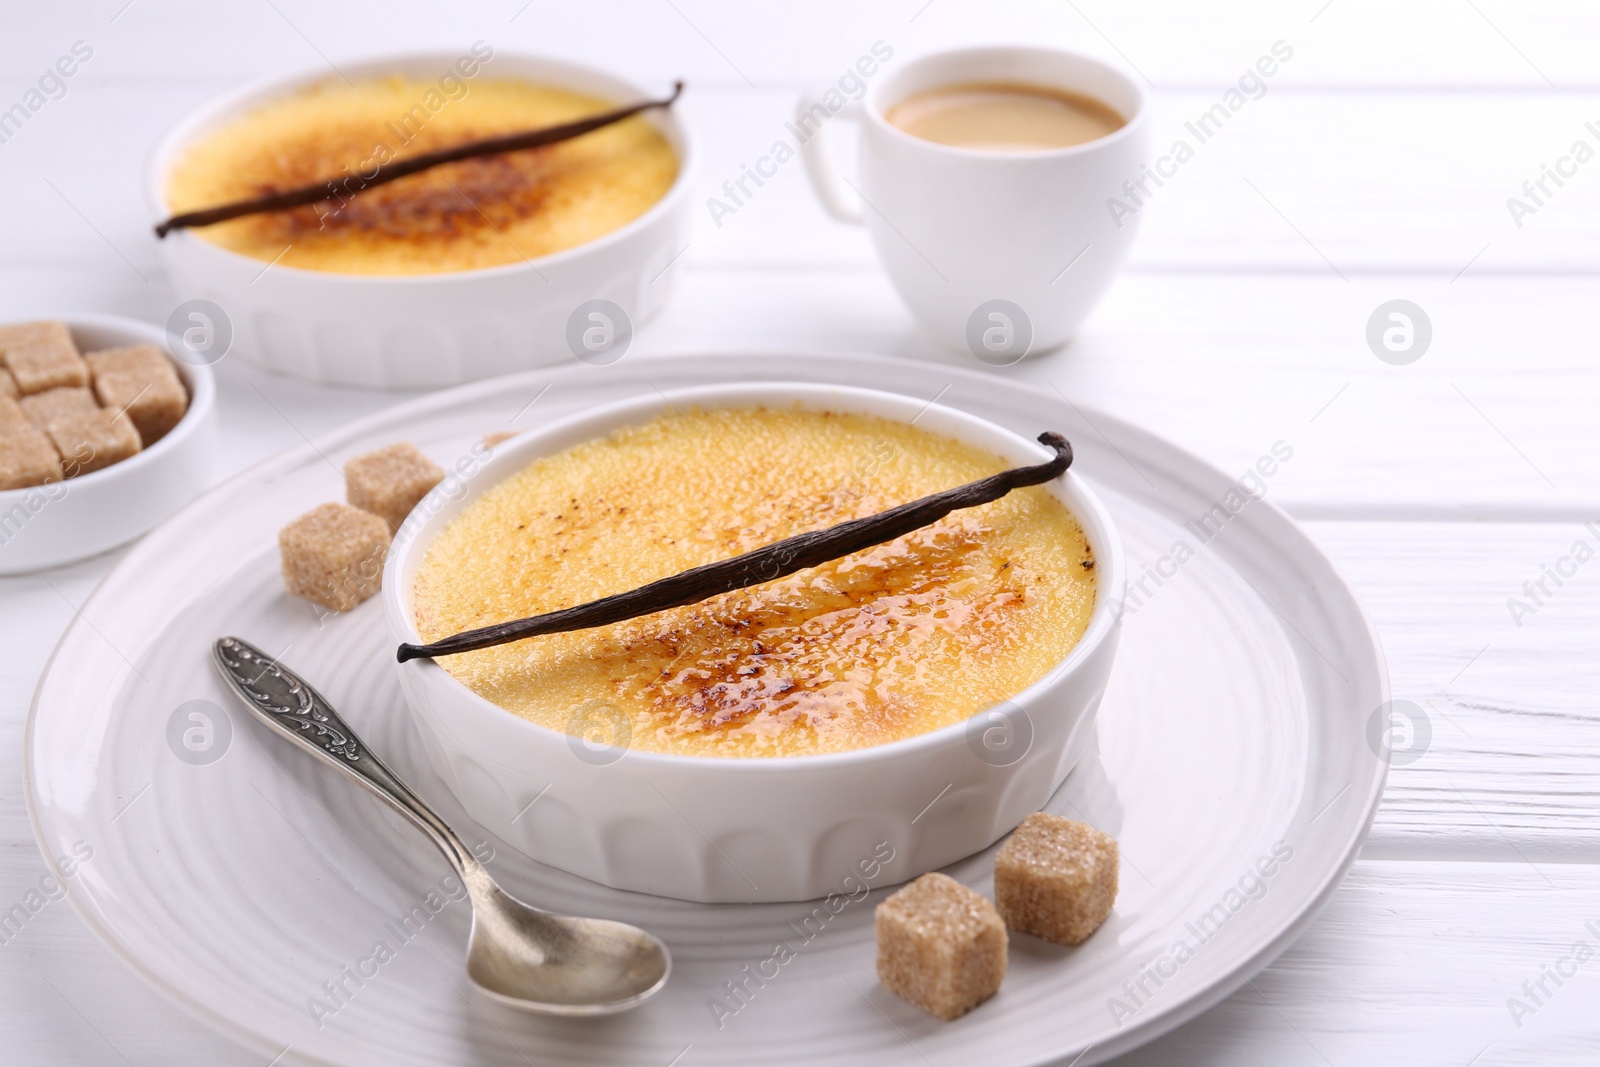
[26,353,1387,1067]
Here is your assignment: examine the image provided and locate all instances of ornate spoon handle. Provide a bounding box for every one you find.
[212,636,478,875]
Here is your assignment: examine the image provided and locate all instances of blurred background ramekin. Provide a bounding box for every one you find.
[146,52,695,389]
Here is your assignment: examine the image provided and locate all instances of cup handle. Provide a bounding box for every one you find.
[795,87,866,225]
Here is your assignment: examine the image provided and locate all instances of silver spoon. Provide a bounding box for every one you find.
[212,636,670,1015]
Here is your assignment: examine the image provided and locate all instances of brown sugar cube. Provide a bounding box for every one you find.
[875,872,1007,1020]
[0,396,31,436]
[95,370,188,445]
[46,409,142,476]
[994,814,1118,947]
[0,370,16,399]
[279,502,392,612]
[86,345,188,446]
[8,341,90,394]
[19,386,99,431]
[4,324,87,395]
[344,442,445,533]
[0,320,74,360]
[0,428,64,489]
[84,343,178,383]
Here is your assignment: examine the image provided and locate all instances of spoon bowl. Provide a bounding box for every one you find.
[464,878,670,1013]
[212,636,670,1015]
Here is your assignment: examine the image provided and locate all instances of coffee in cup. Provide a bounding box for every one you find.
[885,82,1125,153]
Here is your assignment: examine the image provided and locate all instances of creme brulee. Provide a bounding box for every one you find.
[411,408,1096,758]
[164,76,678,275]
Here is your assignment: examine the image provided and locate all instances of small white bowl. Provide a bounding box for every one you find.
[383,383,1124,903]
[0,314,217,575]
[146,52,695,389]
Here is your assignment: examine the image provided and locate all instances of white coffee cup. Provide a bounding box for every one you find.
[797,46,1150,364]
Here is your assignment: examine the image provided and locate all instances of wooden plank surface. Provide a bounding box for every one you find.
[1309,522,1600,861]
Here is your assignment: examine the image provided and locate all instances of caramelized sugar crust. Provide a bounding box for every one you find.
[165,76,678,274]
[412,408,1097,757]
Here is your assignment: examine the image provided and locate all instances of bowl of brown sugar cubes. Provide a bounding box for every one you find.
[0,314,217,574]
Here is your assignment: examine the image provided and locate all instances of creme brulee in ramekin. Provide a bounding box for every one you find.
[164,75,679,275]
[149,53,695,387]
[385,381,1123,903]
[410,406,1097,758]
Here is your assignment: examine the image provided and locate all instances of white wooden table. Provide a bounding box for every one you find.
[3,2,1596,1063]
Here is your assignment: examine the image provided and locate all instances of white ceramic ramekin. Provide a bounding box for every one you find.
[146,52,695,389]
[383,383,1123,903]
[0,314,217,575]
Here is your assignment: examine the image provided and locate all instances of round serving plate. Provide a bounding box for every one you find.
[26,352,1386,1067]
